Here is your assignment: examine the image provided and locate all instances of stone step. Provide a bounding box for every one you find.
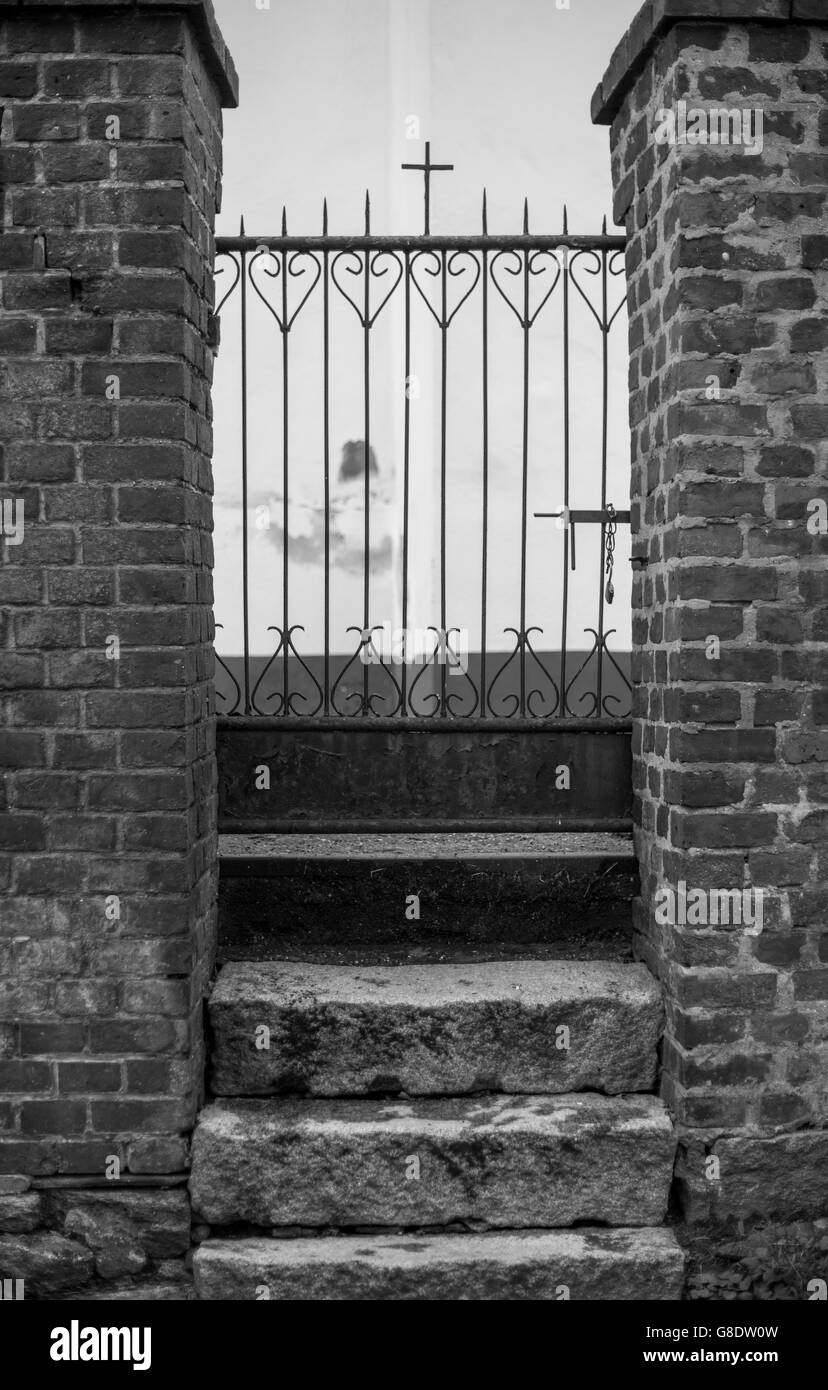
[217,834,636,962]
[189,1093,674,1229]
[209,959,663,1097]
[194,1228,685,1301]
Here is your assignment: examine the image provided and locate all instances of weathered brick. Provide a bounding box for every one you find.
[13,610,83,649]
[90,1099,192,1132]
[753,192,826,222]
[677,970,778,1012]
[89,1020,182,1056]
[757,444,815,478]
[85,691,187,730]
[2,272,72,312]
[748,27,810,63]
[790,405,828,438]
[20,1023,85,1055]
[756,278,816,312]
[0,1061,52,1093]
[43,60,112,100]
[601,10,828,1150]
[0,62,38,98]
[45,318,114,356]
[126,1136,188,1174]
[673,811,778,850]
[681,482,765,517]
[677,566,778,602]
[0,319,38,355]
[12,103,80,141]
[58,1063,121,1094]
[46,569,115,606]
[20,1101,87,1136]
[794,970,828,1001]
[790,317,828,352]
[0,0,245,1181]
[46,816,118,852]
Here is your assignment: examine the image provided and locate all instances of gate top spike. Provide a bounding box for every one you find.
[563,204,569,235]
[323,197,328,235]
[602,213,607,235]
[239,214,245,236]
[281,206,287,236]
[523,198,529,235]
[364,189,371,234]
[482,188,488,236]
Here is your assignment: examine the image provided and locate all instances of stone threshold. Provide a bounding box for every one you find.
[220,832,635,861]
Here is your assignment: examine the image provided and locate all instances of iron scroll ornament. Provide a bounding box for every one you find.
[212,208,630,720]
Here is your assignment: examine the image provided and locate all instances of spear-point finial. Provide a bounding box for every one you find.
[281,206,287,236]
[602,213,607,235]
[240,214,246,236]
[563,204,569,236]
[364,189,371,234]
[322,197,328,235]
[482,188,488,236]
[523,197,529,235]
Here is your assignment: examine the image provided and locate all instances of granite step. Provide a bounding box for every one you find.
[209,959,663,1097]
[194,1227,685,1301]
[217,833,637,962]
[189,1092,675,1229]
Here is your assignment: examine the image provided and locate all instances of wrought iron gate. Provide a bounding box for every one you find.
[213,150,632,832]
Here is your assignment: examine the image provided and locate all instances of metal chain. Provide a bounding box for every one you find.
[604,503,617,605]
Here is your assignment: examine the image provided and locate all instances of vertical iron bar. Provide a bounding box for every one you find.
[560,220,571,715]
[323,205,331,714]
[402,248,411,716]
[596,237,609,717]
[240,235,251,713]
[519,238,530,719]
[481,226,489,718]
[363,239,371,713]
[281,243,289,713]
[440,248,448,717]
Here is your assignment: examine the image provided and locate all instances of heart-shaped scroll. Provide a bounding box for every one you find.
[215,251,241,315]
[568,248,628,332]
[249,249,321,333]
[490,248,562,328]
[410,250,481,329]
[331,250,403,328]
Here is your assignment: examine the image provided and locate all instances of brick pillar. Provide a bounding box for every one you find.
[0,0,237,1202]
[593,1,828,1260]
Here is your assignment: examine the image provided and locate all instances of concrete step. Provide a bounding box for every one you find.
[217,833,636,963]
[189,1093,674,1229]
[209,959,663,1097]
[194,1228,685,1301]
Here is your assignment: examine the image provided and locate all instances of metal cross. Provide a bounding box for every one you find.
[401,140,454,234]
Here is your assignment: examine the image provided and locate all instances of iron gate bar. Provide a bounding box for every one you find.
[535,510,632,522]
[219,716,632,732]
[215,234,627,252]
[214,198,629,721]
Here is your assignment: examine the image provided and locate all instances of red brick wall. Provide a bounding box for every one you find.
[594,4,828,1233]
[0,2,237,1181]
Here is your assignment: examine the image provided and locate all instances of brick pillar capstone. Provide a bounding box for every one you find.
[0,0,236,1288]
[594,0,828,1282]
